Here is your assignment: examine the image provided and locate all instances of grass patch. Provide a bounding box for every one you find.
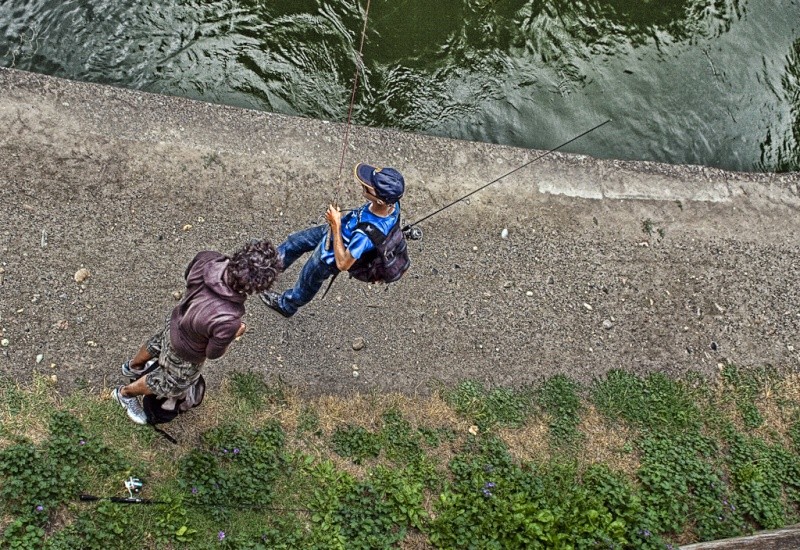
[2,367,800,548]
[591,369,701,434]
[536,374,583,448]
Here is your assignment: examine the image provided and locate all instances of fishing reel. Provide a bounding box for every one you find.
[402,225,423,241]
[124,476,143,499]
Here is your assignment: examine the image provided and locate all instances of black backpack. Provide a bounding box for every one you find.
[348,217,410,284]
[132,359,206,442]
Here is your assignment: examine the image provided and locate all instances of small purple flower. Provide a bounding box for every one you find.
[223,449,228,454]
[79,439,86,446]
[485,482,495,489]
[218,531,225,541]
[482,488,492,497]
[191,487,198,495]
[233,448,240,455]
[35,505,44,512]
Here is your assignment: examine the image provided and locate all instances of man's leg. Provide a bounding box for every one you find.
[114,323,167,425]
[120,375,154,398]
[112,377,150,425]
[278,248,338,316]
[122,344,155,378]
[278,225,328,270]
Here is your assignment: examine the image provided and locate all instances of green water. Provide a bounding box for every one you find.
[1,0,798,172]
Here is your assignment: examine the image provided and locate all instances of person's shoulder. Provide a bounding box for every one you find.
[192,251,225,264]
[185,251,225,279]
[359,204,399,231]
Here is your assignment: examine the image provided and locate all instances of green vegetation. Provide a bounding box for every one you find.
[2,366,800,548]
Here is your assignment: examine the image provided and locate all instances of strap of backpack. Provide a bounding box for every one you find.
[150,424,178,444]
[355,221,388,246]
[320,271,339,299]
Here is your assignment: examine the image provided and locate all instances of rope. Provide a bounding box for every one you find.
[334,0,372,201]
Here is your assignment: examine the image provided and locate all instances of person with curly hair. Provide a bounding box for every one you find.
[112,239,282,425]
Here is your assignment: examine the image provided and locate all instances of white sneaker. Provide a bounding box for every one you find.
[112,386,148,425]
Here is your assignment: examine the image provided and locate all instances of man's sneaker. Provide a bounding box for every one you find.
[260,291,292,318]
[111,386,148,425]
[121,360,135,379]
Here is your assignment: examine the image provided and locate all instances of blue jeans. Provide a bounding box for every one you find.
[276,225,338,316]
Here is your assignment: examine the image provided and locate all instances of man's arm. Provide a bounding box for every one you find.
[325,204,357,271]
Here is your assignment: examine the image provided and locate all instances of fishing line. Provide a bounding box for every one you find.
[403,118,611,231]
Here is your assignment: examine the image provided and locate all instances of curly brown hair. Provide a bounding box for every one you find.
[226,239,282,295]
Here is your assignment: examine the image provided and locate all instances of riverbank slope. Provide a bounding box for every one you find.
[1,67,798,396]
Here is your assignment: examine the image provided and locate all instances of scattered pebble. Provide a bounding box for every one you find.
[525,291,534,297]
[500,228,508,239]
[74,268,91,283]
[182,224,193,231]
[352,337,365,351]
[1,338,8,347]
[472,246,478,251]
[86,341,98,348]
[172,290,183,300]
[36,354,43,364]
[49,375,57,384]
[468,425,479,436]
[602,319,614,330]
[583,303,593,311]
[352,370,359,378]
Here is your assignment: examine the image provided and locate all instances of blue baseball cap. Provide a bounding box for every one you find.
[354,163,405,203]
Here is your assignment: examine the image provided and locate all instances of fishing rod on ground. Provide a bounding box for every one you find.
[78,477,310,512]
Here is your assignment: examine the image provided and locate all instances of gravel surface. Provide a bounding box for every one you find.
[1,68,799,397]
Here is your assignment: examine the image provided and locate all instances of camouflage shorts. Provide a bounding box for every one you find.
[144,319,203,399]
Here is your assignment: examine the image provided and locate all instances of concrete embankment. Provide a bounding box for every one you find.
[0,67,799,396]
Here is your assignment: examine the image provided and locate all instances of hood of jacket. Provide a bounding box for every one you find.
[197,255,245,304]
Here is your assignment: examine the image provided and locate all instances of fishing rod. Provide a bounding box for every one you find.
[402,118,612,233]
[78,494,310,512]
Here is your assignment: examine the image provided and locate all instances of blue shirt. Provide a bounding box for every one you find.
[318,202,400,266]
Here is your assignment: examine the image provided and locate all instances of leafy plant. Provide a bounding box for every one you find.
[178,420,285,507]
[331,425,382,465]
[0,412,130,549]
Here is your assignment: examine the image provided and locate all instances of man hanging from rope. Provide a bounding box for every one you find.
[260,162,405,318]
